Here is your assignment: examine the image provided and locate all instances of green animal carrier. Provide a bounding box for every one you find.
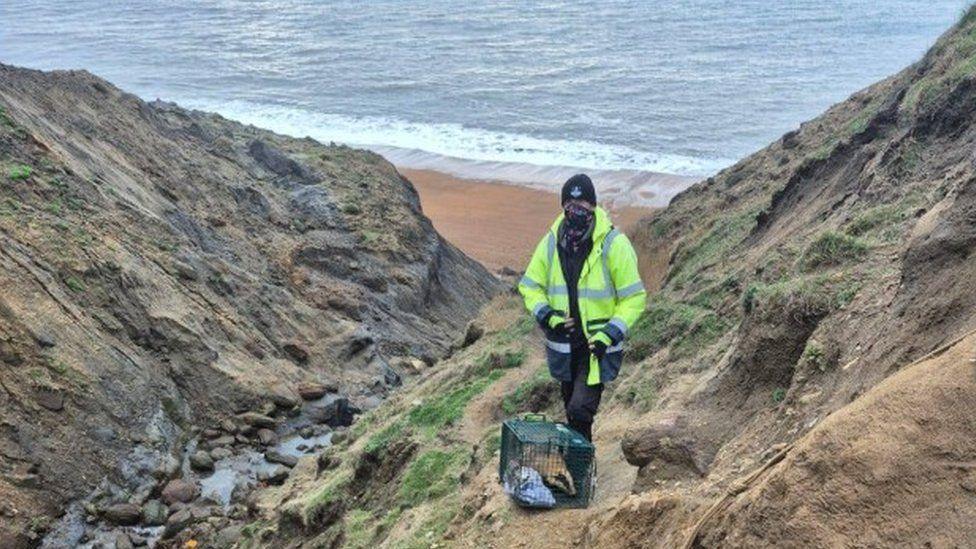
[499,414,596,509]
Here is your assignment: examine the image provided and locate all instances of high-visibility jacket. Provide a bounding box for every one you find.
[518,206,647,385]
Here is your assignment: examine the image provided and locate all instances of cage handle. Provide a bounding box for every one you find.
[522,413,547,422]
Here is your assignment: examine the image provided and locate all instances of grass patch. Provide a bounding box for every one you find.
[744,273,861,319]
[615,373,659,412]
[667,209,757,288]
[342,202,362,215]
[627,295,730,361]
[408,369,504,436]
[845,205,907,238]
[398,447,468,507]
[473,348,525,376]
[8,164,31,181]
[64,276,85,293]
[363,420,406,455]
[397,494,460,549]
[343,509,374,549]
[496,315,535,345]
[799,231,869,271]
[303,468,353,522]
[799,339,829,372]
[772,388,787,404]
[500,367,551,416]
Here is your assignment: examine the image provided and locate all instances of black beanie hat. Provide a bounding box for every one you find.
[561,174,596,206]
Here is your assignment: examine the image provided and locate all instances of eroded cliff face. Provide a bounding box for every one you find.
[0,64,500,545]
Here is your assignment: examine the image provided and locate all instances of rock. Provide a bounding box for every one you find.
[297,383,329,401]
[103,503,141,526]
[282,343,309,365]
[127,481,156,506]
[269,385,301,409]
[215,523,244,548]
[34,387,64,411]
[162,508,194,539]
[142,499,168,526]
[189,450,214,472]
[34,332,56,348]
[308,397,355,427]
[258,465,290,485]
[621,412,711,482]
[264,450,299,468]
[162,479,199,505]
[153,454,180,480]
[210,435,236,447]
[219,418,238,434]
[115,532,135,549]
[202,428,222,439]
[129,533,148,546]
[256,428,278,446]
[209,447,233,461]
[299,426,315,438]
[238,412,276,429]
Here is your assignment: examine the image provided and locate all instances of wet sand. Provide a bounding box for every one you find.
[401,168,653,272]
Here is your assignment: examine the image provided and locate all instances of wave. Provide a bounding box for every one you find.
[182,99,725,207]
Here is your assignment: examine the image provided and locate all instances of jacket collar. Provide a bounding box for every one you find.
[549,206,612,244]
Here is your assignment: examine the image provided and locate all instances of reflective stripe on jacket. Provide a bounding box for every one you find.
[518,206,647,385]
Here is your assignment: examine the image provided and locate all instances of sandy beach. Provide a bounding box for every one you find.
[401,168,654,272]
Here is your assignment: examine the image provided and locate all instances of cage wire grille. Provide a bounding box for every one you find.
[499,415,595,508]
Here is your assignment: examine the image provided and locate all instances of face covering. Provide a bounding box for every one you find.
[562,202,594,252]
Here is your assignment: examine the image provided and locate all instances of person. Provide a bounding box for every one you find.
[517,174,647,442]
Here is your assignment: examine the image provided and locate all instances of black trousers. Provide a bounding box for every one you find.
[560,347,603,442]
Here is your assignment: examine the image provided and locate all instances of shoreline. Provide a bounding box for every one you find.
[400,167,655,272]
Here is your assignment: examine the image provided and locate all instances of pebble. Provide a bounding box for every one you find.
[189,450,215,472]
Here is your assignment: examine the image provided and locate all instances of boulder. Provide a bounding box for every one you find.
[115,532,135,549]
[153,454,180,480]
[238,412,276,429]
[219,418,238,434]
[209,447,233,462]
[269,385,301,409]
[621,412,711,484]
[161,479,198,505]
[264,450,299,468]
[103,503,141,526]
[258,465,290,485]
[141,499,168,527]
[297,383,329,401]
[210,435,236,447]
[256,428,278,446]
[189,450,214,472]
[162,508,194,539]
[34,387,64,411]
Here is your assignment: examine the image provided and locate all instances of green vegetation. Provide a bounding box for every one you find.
[772,388,787,404]
[474,348,525,376]
[64,276,85,293]
[303,468,353,523]
[799,339,829,372]
[363,420,407,454]
[845,205,907,237]
[343,509,375,549]
[616,373,659,412]
[396,495,460,549]
[744,273,860,319]
[667,209,757,288]
[799,231,869,271]
[627,295,730,361]
[500,367,551,416]
[903,14,976,112]
[398,447,468,507]
[0,106,14,128]
[8,164,31,181]
[407,369,504,436]
[496,315,535,345]
[844,97,883,138]
[342,202,362,215]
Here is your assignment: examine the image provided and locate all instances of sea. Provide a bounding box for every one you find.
[0,0,969,206]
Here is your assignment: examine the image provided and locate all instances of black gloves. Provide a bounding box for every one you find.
[590,339,608,360]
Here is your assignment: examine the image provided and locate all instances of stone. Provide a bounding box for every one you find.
[621,412,711,483]
[153,454,180,480]
[189,450,214,472]
[202,429,222,439]
[282,343,309,365]
[215,523,244,548]
[257,465,290,485]
[161,479,198,505]
[219,419,238,434]
[299,426,314,438]
[264,450,299,468]
[211,435,236,447]
[269,385,301,409]
[162,508,194,539]
[141,499,168,526]
[115,532,135,549]
[34,387,64,411]
[298,383,330,401]
[103,503,141,526]
[256,428,277,446]
[209,447,233,461]
[238,412,276,429]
